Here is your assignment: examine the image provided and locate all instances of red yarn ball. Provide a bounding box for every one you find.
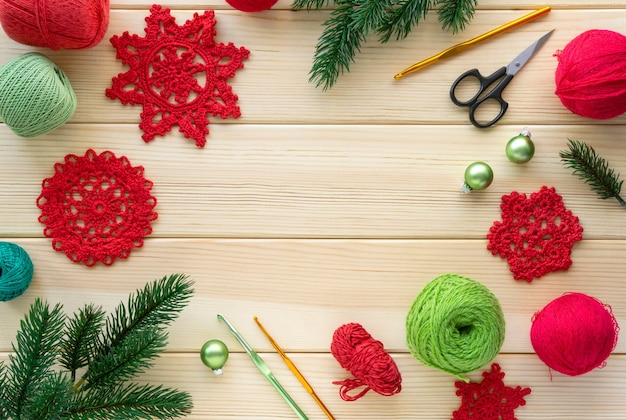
[0,0,110,50]
[555,29,626,120]
[530,293,619,376]
[330,323,402,401]
[225,0,278,12]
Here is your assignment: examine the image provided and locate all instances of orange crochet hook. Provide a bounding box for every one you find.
[394,5,551,79]
[254,316,336,420]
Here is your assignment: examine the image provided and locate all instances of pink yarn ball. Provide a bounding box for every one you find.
[226,0,278,12]
[530,293,619,376]
[555,29,626,120]
[0,0,110,50]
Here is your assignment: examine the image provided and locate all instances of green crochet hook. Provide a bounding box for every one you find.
[217,314,308,420]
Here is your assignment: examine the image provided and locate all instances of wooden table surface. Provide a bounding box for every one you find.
[2,1,626,419]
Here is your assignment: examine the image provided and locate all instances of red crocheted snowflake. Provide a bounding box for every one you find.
[487,186,583,282]
[37,149,157,266]
[453,363,531,420]
[106,5,250,147]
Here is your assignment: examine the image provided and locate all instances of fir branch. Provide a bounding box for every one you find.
[560,139,625,205]
[351,0,394,34]
[3,298,66,419]
[437,0,477,33]
[69,383,193,420]
[1,275,194,419]
[101,273,194,350]
[0,362,7,418]
[80,274,193,391]
[292,0,332,10]
[309,1,365,90]
[377,0,435,43]
[60,304,106,381]
[80,327,167,391]
[298,0,477,89]
[19,373,73,420]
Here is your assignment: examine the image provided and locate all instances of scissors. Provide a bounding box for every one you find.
[450,29,554,128]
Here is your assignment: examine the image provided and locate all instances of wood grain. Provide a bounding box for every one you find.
[1,3,626,419]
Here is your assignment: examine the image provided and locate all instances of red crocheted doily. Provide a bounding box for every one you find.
[453,363,531,420]
[106,5,250,147]
[37,149,157,266]
[487,186,583,282]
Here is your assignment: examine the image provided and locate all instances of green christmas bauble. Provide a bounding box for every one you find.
[200,339,229,374]
[506,133,535,164]
[463,162,493,191]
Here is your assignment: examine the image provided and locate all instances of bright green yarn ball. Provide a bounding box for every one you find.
[0,52,76,137]
[406,273,505,381]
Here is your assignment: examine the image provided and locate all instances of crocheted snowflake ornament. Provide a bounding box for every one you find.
[487,186,583,282]
[106,5,250,147]
[37,149,157,266]
[453,363,531,420]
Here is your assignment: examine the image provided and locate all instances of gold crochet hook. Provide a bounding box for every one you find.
[254,316,336,420]
[394,5,551,79]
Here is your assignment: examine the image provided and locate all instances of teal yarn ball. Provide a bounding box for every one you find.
[0,52,76,137]
[0,242,34,302]
[406,273,506,381]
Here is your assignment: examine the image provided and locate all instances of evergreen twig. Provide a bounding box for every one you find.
[437,0,478,33]
[560,139,625,205]
[377,0,434,43]
[2,299,66,419]
[293,0,477,89]
[0,274,195,419]
[70,383,193,420]
[307,2,362,91]
[60,304,106,382]
[292,0,331,10]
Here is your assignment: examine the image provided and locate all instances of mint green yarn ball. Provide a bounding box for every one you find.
[0,52,76,137]
[406,273,505,381]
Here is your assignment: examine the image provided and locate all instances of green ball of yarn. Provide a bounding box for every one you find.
[0,242,34,302]
[406,273,505,381]
[0,52,76,137]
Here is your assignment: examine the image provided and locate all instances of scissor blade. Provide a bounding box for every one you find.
[505,29,554,76]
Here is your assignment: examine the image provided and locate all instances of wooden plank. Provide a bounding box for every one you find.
[1,352,624,419]
[1,238,624,354]
[1,124,625,238]
[2,10,625,125]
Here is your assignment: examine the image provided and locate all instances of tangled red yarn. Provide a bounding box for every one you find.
[330,323,402,401]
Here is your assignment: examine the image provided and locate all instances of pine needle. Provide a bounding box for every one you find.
[560,139,625,205]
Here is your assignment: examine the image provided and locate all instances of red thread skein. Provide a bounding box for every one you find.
[225,0,278,12]
[0,0,110,50]
[555,29,626,119]
[530,293,619,376]
[330,323,402,401]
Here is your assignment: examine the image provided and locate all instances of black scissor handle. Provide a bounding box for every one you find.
[450,66,512,128]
